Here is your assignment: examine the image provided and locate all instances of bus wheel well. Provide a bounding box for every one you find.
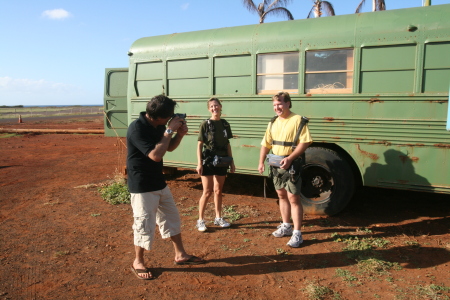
[310,142,363,188]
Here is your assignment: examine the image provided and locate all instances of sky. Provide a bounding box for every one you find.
[1,0,449,106]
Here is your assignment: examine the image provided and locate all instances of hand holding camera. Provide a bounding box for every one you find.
[168,113,188,135]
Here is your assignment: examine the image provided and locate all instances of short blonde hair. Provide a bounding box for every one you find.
[207,97,222,108]
[273,91,292,108]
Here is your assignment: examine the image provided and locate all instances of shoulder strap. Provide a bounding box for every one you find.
[292,116,309,150]
[268,115,278,132]
[205,119,216,150]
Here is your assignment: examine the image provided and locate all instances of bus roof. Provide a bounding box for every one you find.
[129,4,450,60]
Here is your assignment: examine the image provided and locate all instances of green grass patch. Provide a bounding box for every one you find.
[357,258,402,276]
[54,250,70,257]
[303,282,341,300]
[223,205,248,222]
[98,180,130,205]
[415,284,450,299]
[335,268,358,283]
[276,248,290,256]
[0,133,21,138]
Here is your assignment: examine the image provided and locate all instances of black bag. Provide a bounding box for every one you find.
[212,155,233,168]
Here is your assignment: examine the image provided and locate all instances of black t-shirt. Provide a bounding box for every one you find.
[126,112,167,193]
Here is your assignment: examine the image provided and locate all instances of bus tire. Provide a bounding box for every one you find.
[300,147,354,216]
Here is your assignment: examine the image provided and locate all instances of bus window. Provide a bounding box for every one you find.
[257,52,299,95]
[305,49,353,94]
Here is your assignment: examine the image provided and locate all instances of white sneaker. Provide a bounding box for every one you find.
[196,219,207,232]
[272,223,293,238]
[287,232,303,248]
[214,217,230,228]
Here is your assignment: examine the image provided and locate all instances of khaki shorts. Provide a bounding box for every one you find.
[131,186,181,250]
[272,167,302,195]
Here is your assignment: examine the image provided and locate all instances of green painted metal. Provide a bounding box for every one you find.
[105,4,450,194]
[103,68,128,137]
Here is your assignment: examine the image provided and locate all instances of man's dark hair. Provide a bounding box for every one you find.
[273,91,292,109]
[146,95,177,119]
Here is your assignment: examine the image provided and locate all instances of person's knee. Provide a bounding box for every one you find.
[288,194,301,204]
[203,189,213,198]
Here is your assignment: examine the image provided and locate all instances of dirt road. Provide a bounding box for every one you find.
[0,116,449,299]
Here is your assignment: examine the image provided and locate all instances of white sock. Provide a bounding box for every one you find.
[293,230,301,234]
[283,223,292,227]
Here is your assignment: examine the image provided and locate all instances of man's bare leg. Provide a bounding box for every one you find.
[133,245,153,279]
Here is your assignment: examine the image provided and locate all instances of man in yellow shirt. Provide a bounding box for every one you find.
[258,92,313,248]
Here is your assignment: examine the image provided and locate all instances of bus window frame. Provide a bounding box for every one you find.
[304,48,354,94]
[256,52,299,95]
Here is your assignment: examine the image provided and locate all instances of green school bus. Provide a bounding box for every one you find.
[104,4,450,216]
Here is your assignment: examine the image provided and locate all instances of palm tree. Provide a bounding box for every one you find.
[355,0,386,13]
[423,0,431,6]
[242,0,294,24]
[307,0,335,18]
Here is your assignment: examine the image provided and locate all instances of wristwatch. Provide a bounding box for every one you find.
[165,128,174,135]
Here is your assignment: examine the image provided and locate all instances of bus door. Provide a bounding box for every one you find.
[104,68,129,137]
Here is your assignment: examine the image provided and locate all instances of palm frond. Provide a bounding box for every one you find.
[307,6,315,18]
[376,0,386,11]
[242,0,258,12]
[355,0,366,13]
[322,1,335,16]
[265,7,294,20]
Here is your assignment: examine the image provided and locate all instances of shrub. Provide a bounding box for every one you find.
[98,181,130,205]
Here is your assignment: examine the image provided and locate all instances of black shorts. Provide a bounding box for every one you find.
[201,164,228,176]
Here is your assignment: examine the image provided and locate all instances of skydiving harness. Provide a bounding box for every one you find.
[267,116,309,183]
[202,119,233,167]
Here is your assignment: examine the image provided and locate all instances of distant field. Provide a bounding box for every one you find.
[0,106,103,119]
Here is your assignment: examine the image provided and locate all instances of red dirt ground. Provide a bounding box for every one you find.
[0,116,449,300]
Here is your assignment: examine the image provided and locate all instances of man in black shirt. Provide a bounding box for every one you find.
[127,95,204,280]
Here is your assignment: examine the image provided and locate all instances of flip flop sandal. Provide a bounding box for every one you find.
[130,266,153,280]
[174,256,205,265]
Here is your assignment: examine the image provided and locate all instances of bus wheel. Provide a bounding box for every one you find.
[300,147,355,216]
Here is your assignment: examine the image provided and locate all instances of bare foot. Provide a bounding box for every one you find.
[174,255,205,265]
[131,262,153,280]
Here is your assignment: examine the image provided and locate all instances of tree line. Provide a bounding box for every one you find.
[243,0,431,24]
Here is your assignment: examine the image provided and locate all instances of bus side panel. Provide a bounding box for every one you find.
[104,68,129,137]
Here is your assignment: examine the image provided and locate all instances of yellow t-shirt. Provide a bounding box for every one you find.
[261,113,313,156]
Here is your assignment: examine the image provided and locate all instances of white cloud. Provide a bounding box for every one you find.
[181,3,190,10]
[41,8,72,20]
[0,77,90,106]
[0,77,78,93]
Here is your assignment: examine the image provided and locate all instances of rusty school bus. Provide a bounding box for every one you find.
[104,4,450,216]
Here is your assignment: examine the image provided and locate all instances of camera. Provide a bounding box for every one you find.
[173,113,186,119]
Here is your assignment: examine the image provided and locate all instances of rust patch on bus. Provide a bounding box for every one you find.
[369,140,391,146]
[331,137,341,140]
[434,144,450,149]
[323,117,334,121]
[356,144,379,160]
[305,94,312,97]
[242,145,256,148]
[368,98,383,103]
[416,143,425,147]
[355,138,364,140]
[399,155,419,163]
